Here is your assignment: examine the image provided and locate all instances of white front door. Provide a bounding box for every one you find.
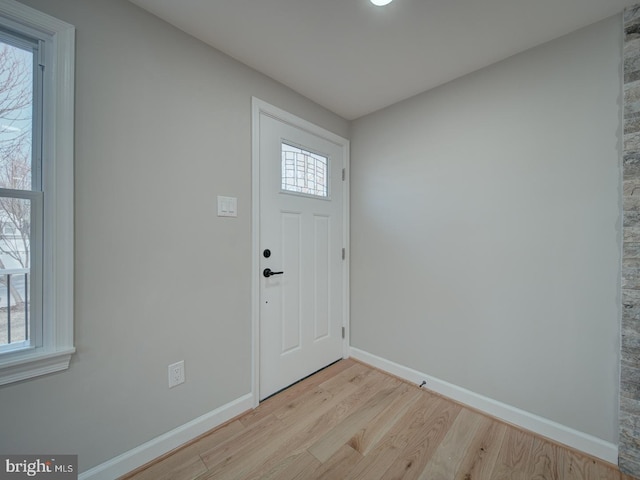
[255,101,348,400]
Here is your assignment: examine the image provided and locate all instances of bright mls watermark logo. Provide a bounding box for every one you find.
[0,456,77,479]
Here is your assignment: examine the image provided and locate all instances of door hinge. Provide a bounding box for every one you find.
[342,168,345,181]
[342,327,345,339]
[342,248,346,260]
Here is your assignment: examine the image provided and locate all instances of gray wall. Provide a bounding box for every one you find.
[0,0,348,473]
[350,16,622,443]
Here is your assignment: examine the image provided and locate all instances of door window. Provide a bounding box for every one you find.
[281,142,328,198]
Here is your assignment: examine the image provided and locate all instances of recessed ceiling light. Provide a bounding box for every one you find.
[370,0,393,6]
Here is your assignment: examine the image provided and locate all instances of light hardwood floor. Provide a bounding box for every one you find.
[122,359,637,480]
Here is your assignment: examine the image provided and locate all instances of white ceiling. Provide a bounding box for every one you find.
[129,0,629,120]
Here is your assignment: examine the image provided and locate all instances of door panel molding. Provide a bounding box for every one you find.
[251,97,350,406]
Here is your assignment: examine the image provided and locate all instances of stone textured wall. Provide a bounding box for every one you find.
[622,5,640,477]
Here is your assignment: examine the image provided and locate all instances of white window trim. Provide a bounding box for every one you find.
[0,0,74,386]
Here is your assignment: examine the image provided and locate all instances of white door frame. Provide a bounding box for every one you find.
[251,97,350,407]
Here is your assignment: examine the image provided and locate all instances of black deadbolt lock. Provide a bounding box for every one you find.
[263,249,271,258]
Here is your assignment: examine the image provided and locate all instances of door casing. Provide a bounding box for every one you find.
[251,97,350,406]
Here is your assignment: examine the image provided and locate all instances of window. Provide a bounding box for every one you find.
[2,224,17,237]
[0,0,74,385]
[281,142,329,197]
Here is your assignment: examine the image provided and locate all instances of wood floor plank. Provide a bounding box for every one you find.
[185,420,247,456]
[344,391,445,480]
[307,378,404,462]
[122,420,246,480]
[199,414,286,472]
[528,436,563,480]
[265,364,385,434]
[319,361,373,395]
[454,420,508,480]
[347,382,422,456]
[591,461,627,480]
[379,397,462,480]
[489,426,535,480]
[238,368,401,480]
[127,452,207,480]
[204,370,375,480]
[272,385,334,422]
[309,444,363,480]
[123,360,635,480]
[201,404,330,480]
[255,451,320,480]
[417,408,491,480]
[563,449,622,480]
[240,359,355,428]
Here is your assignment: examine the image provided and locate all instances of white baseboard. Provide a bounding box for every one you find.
[78,393,254,480]
[349,347,618,465]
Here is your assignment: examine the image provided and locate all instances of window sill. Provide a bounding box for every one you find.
[0,347,75,386]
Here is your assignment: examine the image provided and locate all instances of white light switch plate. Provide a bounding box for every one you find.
[217,196,237,217]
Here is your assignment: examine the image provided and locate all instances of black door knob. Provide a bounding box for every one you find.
[263,268,284,278]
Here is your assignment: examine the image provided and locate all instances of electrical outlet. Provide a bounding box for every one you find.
[168,360,185,388]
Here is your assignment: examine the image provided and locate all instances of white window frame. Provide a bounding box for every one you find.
[0,0,74,385]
